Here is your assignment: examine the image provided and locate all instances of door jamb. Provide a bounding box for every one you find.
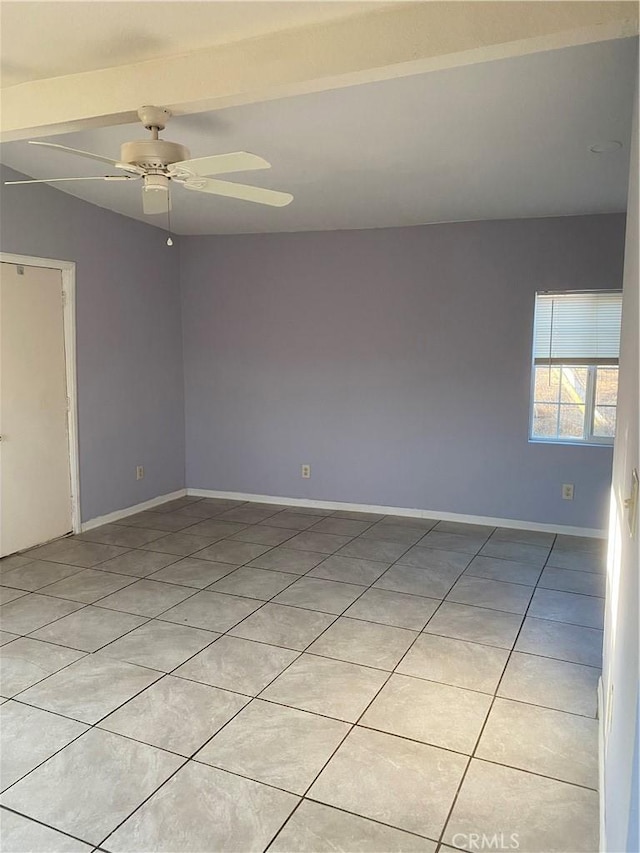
[0,253,81,534]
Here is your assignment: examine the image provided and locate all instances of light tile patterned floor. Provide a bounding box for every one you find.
[0,497,604,852]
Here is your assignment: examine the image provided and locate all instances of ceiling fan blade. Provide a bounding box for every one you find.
[29,140,121,167]
[4,175,137,184]
[182,178,293,207]
[169,152,270,179]
[142,187,171,215]
[28,141,144,175]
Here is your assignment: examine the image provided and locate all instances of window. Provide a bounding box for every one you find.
[530,290,622,445]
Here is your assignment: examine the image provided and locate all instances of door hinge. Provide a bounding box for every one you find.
[66,396,71,412]
[62,290,67,307]
[624,468,639,539]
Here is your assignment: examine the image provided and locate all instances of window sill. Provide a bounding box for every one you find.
[528,438,614,448]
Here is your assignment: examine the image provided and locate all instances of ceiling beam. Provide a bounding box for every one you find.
[1,1,637,142]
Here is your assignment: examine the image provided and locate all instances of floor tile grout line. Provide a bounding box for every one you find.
[0,522,606,678]
[124,497,381,553]
[1,644,92,701]
[4,645,601,818]
[436,534,561,848]
[7,661,167,734]
[496,646,602,675]
[296,796,443,848]
[493,544,603,692]
[3,529,601,594]
[180,523,421,651]
[140,529,444,839]
[5,497,595,564]
[95,755,191,850]
[27,572,144,605]
[3,570,603,678]
[99,756,309,851]
[531,584,606,599]
[96,687,252,764]
[7,702,597,832]
[0,804,98,849]
[144,506,370,567]
[324,574,470,737]
[444,530,599,846]
[88,562,382,853]
[181,531,601,640]
[7,583,426,671]
[342,714,601,788]
[0,564,89,595]
[435,676,513,842]
[5,517,361,653]
[3,530,528,681]
[23,611,158,656]
[1,505,604,848]
[451,753,600,793]
[3,544,600,792]
[262,797,309,853]
[0,599,107,649]
[268,574,470,842]
[0,716,92,797]
[3,670,196,849]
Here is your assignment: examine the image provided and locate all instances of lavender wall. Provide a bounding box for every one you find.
[0,170,624,531]
[181,214,625,529]
[0,165,185,521]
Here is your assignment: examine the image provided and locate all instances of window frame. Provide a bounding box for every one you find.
[528,362,617,447]
[528,288,622,448]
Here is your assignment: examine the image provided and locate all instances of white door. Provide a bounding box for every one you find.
[0,262,73,556]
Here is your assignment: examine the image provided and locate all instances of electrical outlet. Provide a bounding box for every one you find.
[136,465,144,481]
[301,464,311,479]
[562,483,574,500]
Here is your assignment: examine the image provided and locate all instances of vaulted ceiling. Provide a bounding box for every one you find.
[1,2,637,234]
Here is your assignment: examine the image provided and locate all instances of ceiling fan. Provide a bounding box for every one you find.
[4,105,294,215]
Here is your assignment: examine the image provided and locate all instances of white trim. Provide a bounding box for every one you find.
[186,488,606,538]
[598,676,606,852]
[81,488,187,531]
[0,252,81,534]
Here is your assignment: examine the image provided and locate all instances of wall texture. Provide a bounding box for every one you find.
[0,165,186,521]
[181,214,626,529]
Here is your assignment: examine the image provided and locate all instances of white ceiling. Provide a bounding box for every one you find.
[0,37,636,234]
[0,1,382,87]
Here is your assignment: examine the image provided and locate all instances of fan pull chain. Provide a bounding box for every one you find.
[166,193,173,246]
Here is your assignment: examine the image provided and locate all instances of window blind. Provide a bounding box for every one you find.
[533,291,623,363]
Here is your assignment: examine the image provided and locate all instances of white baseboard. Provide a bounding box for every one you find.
[186,488,606,538]
[81,488,187,531]
[81,485,605,538]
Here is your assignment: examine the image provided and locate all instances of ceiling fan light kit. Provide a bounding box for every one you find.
[4,105,294,220]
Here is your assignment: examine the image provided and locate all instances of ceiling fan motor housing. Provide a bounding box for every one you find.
[120,140,190,171]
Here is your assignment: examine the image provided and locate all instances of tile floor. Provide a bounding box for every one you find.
[0,497,605,852]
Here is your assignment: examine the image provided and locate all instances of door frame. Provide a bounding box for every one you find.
[1,252,81,535]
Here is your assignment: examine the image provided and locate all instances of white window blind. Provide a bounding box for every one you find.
[533,291,623,363]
